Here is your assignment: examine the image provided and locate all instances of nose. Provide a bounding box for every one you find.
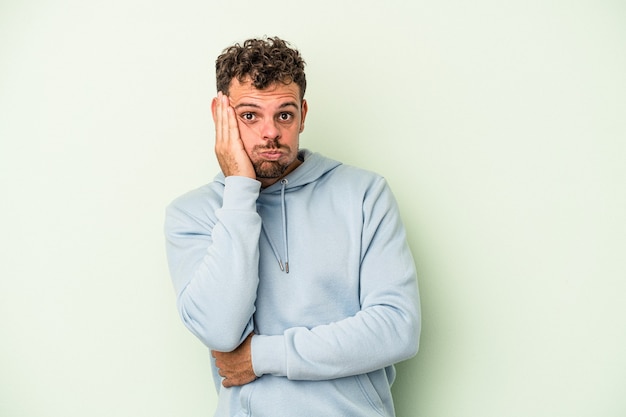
[260,119,280,141]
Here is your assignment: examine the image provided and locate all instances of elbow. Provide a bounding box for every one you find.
[405,327,420,359]
[396,310,421,361]
[399,327,420,361]
[409,311,421,356]
[204,332,245,353]
[402,294,422,360]
[177,299,249,352]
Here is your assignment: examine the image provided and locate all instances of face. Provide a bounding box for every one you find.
[224,78,307,185]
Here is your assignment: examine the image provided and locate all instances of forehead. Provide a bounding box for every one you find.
[228,78,301,107]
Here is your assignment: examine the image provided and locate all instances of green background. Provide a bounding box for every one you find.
[1,1,624,416]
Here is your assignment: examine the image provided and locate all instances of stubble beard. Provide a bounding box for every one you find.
[253,160,289,179]
[252,144,299,180]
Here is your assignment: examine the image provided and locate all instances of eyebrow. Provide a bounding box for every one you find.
[234,101,299,110]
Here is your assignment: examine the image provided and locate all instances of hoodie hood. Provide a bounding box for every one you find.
[214,149,342,273]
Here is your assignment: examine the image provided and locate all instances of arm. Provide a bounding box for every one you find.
[165,177,261,351]
[259,178,420,379]
[164,93,260,352]
[218,178,420,384]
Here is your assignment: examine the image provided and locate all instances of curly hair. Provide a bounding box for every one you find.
[215,37,307,100]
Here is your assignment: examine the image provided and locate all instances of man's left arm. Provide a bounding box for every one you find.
[216,177,420,384]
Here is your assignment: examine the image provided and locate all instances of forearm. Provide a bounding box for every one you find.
[252,300,419,380]
[176,220,260,351]
[251,177,421,380]
[252,253,420,380]
[166,177,262,351]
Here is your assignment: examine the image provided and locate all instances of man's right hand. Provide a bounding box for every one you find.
[212,333,257,388]
[213,91,256,179]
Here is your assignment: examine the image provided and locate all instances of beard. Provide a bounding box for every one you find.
[251,143,299,179]
[253,160,290,179]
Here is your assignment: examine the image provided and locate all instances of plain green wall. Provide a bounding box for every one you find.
[1,1,624,416]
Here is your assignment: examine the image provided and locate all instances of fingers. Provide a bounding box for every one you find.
[211,333,257,388]
[214,92,236,175]
[213,92,255,179]
[227,104,240,143]
[220,93,231,145]
[215,92,238,143]
[214,354,256,388]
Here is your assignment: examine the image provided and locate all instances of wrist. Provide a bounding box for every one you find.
[251,335,286,377]
[222,176,261,210]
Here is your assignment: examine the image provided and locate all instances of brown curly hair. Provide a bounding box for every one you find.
[215,37,307,100]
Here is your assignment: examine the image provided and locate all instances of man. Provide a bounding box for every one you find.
[165,36,420,417]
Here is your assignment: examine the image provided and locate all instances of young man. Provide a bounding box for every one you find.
[165,37,420,417]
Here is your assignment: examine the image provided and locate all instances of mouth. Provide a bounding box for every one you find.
[258,149,284,161]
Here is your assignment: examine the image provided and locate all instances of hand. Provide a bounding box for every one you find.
[212,333,257,388]
[213,92,256,179]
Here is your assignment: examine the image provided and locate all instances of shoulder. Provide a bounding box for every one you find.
[166,181,224,222]
[324,161,388,192]
[334,163,382,180]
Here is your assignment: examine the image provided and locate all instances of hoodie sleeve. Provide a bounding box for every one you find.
[164,176,262,352]
[251,177,421,380]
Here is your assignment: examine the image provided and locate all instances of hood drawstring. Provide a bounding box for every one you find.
[280,179,290,273]
[261,179,290,273]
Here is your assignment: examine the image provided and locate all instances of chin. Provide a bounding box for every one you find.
[254,162,289,179]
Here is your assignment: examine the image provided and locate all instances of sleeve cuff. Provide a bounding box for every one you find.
[222,176,261,211]
[251,335,286,377]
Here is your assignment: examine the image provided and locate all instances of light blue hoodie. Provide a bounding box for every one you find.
[165,150,420,416]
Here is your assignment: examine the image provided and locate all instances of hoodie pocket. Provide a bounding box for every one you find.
[355,374,386,416]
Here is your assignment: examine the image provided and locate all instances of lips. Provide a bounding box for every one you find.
[258,149,284,160]
[260,151,283,161]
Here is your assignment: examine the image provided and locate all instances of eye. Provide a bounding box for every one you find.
[278,112,293,122]
[241,112,255,121]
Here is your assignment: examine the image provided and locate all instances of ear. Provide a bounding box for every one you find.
[299,99,308,133]
[211,97,218,123]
